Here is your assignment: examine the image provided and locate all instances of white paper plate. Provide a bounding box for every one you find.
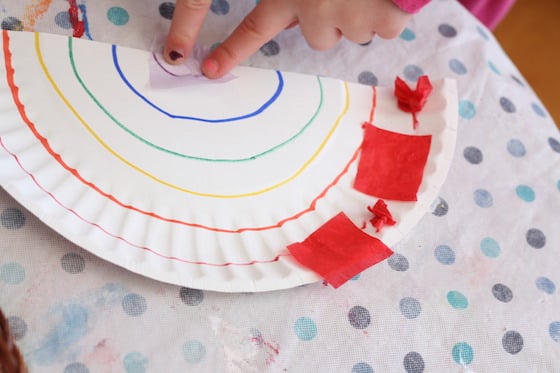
[0,30,457,292]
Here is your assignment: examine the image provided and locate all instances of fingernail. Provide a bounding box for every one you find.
[202,58,219,77]
[168,50,183,61]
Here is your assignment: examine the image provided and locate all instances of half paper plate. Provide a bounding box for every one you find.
[0,31,457,292]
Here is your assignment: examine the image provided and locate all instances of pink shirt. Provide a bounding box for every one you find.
[391,0,516,29]
[391,0,431,14]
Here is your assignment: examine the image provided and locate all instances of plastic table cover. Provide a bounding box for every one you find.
[1,1,559,371]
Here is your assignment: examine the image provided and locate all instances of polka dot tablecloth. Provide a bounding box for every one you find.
[1,1,559,372]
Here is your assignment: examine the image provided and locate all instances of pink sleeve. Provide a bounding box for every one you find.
[391,0,431,13]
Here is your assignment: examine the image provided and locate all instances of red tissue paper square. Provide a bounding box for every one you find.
[354,124,432,201]
[287,212,393,288]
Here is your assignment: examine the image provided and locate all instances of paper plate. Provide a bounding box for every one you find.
[0,30,457,292]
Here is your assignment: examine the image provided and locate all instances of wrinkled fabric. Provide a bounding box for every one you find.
[0,1,558,372]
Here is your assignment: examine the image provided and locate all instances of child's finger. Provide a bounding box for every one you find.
[164,0,212,64]
[201,0,295,78]
[297,21,342,51]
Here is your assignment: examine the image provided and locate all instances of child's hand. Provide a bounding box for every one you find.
[164,0,412,78]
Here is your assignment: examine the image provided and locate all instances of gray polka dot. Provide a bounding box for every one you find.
[399,297,421,319]
[403,351,425,373]
[507,139,526,157]
[348,305,371,329]
[159,2,175,20]
[549,138,560,153]
[403,65,424,82]
[1,16,23,31]
[7,316,27,341]
[449,59,467,75]
[549,322,560,342]
[502,331,523,354]
[474,189,493,208]
[511,75,524,86]
[260,40,280,56]
[210,0,230,15]
[388,253,409,271]
[464,146,483,164]
[526,228,546,248]
[438,24,457,37]
[430,197,448,216]
[358,71,378,86]
[492,283,513,303]
[64,362,90,373]
[1,208,25,229]
[180,287,204,306]
[532,102,546,118]
[536,277,556,294]
[434,245,455,265]
[54,11,72,29]
[61,252,86,274]
[122,293,147,316]
[499,97,516,113]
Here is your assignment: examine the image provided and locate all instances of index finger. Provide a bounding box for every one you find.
[201,0,296,78]
[164,0,212,64]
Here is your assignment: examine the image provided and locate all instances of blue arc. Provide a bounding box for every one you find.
[112,45,284,123]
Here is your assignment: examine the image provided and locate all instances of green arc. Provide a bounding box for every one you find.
[68,37,325,163]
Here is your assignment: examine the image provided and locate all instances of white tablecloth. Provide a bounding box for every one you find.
[1,0,559,371]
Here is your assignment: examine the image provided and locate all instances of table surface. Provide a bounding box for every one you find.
[1,1,559,372]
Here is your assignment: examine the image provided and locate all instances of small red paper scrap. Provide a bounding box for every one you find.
[354,124,432,201]
[287,212,393,288]
[394,75,432,129]
[368,200,397,232]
